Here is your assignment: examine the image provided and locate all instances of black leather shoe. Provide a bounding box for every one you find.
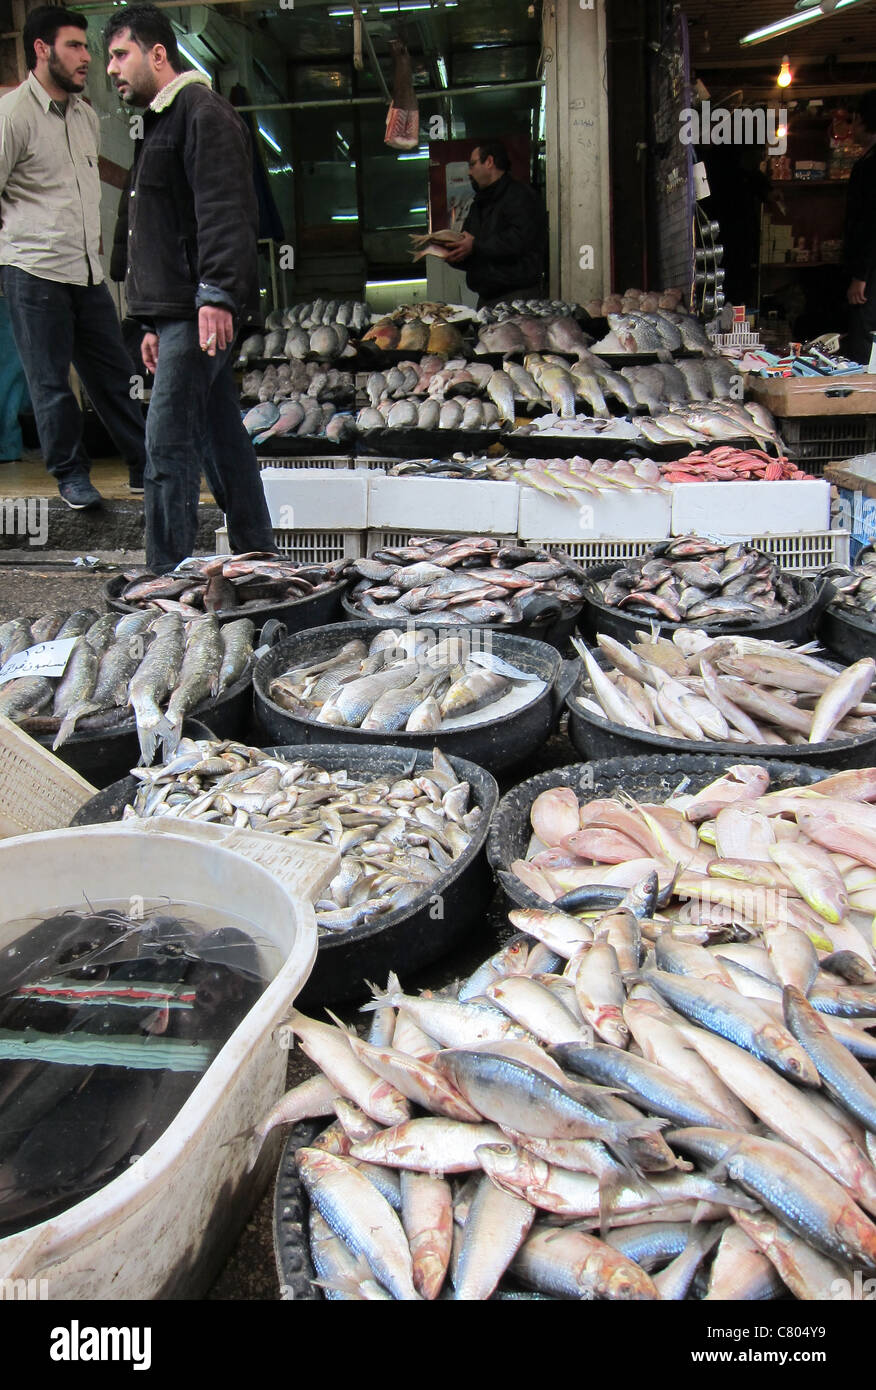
[59,476,103,510]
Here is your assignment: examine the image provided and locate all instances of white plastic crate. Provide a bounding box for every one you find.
[216,525,363,564]
[521,531,850,575]
[517,487,670,543]
[367,529,516,555]
[256,455,353,471]
[352,456,394,472]
[260,469,368,530]
[368,475,519,535]
[750,530,850,574]
[670,479,830,539]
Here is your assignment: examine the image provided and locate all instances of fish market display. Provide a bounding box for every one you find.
[828,555,876,623]
[619,362,749,411]
[125,742,481,935]
[236,301,372,365]
[474,316,594,359]
[243,398,356,445]
[363,307,470,357]
[0,608,253,761]
[585,287,690,318]
[588,538,804,625]
[661,447,809,483]
[512,415,644,441]
[571,629,876,746]
[0,901,266,1237]
[636,402,781,449]
[116,553,346,616]
[476,299,585,324]
[511,457,668,501]
[267,628,545,734]
[260,766,876,1297]
[344,536,588,626]
[591,311,711,356]
[241,361,355,405]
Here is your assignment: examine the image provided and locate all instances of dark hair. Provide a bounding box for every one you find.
[473,140,511,172]
[103,4,181,73]
[858,91,876,135]
[23,6,87,72]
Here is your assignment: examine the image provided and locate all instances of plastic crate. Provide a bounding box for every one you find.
[366,529,516,555]
[256,456,353,471]
[216,525,363,564]
[0,715,98,838]
[522,531,850,576]
[777,416,876,476]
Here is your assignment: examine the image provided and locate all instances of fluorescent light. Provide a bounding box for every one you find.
[177,41,211,79]
[437,58,448,88]
[366,278,427,288]
[398,149,430,160]
[410,205,428,213]
[332,213,359,221]
[741,0,861,45]
[268,164,294,176]
[258,126,282,155]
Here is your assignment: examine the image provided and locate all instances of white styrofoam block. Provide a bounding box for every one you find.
[670,479,830,539]
[517,486,671,543]
[366,475,519,535]
[259,468,368,530]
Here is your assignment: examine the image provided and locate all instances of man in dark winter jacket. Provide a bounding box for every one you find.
[845,91,876,366]
[445,140,547,308]
[105,4,275,572]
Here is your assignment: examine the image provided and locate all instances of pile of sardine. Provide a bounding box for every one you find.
[344,536,588,626]
[255,768,876,1299]
[591,312,712,356]
[0,609,252,762]
[117,553,345,617]
[584,286,689,318]
[513,457,668,500]
[474,316,594,358]
[590,537,802,625]
[241,361,354,405]
[572,629,876,747]
[828,556,876,623]
[125,743,479,934]
[512,415,643,440]
[268,628,542,734]
[477,299,585,324]
[637,403,781,450]
[236,301,371,364]
[356,358,508,429]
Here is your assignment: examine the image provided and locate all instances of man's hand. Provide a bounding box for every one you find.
[445,232,474,265]
[199,305,234,356]
[849,278,869,306]
[141,332,159,374]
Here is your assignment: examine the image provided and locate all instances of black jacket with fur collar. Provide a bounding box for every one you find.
[112,73,259,323]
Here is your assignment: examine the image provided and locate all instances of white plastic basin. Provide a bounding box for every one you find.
[0,824,324,1299]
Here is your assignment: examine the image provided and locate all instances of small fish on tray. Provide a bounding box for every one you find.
[117,552,347,617]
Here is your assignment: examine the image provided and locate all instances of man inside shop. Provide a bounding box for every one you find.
[845,90,876,365]
[0,5,148,508]
[104,4,275,572]
[445,140,547,309]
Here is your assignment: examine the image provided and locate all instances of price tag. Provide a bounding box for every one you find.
[0,637,78,681]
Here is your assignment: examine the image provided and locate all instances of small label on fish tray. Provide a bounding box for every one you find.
[0,636,78,681]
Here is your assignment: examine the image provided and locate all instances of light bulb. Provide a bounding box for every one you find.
[778,56,793,87]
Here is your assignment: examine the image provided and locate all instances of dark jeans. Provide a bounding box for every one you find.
[0,294,29,460]
[146,318,275,572]
[1,265,147,482]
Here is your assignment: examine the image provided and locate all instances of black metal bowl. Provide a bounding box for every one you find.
[579,562,833,644]
[104,572,349,636]
[71,742,499,1005]
[252,621,579,775]
[485,754,831,913]
[819,603,876,666]
[565,673,876,773]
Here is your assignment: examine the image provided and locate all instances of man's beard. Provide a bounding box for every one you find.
[47,50,85,94]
